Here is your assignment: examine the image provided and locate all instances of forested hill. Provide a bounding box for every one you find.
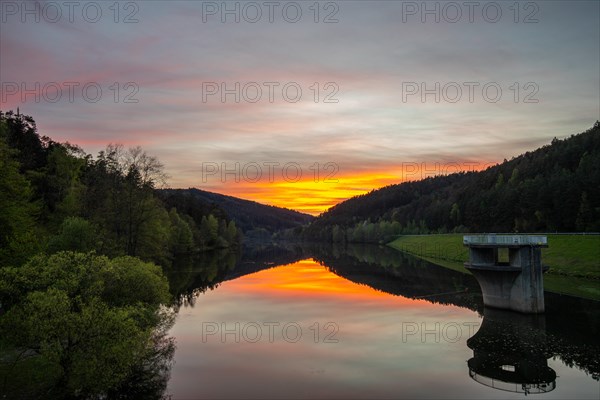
[0,109,316,268]
[160,188,314,235]
[0,110,248,267]
[303,122,600,242]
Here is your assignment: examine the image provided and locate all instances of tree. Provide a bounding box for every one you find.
[168,208,194,255]
[226,220,239,245]
[0,120,39,266]
[576,192,594,232]
[1,110,46,172]
[44,143,87,222]
[47,217,97,253]
[123,145,168,189]
[450,203,461,226]
[0,252,173,398]
[332,225,344,243]
[200,214,219,247]
[85,144,169,257]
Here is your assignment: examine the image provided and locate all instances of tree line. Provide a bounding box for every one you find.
[162,187,314,240]
[0,110,241,269]
[296,122,600,243]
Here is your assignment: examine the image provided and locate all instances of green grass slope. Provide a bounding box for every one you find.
[388,234,600,300]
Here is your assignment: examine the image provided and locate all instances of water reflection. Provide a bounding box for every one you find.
[467,309,556,394]
[165,243,600,399]
[310,243,483,311]
[166,249,241,308]
[165,244,305,308]
[311,244,600,384]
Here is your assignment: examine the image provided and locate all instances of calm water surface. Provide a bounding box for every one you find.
[165,245,600,399]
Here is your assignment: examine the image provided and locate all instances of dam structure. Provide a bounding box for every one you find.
[463,235,548,313]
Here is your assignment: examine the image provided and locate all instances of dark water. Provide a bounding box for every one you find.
[164,244,600,399]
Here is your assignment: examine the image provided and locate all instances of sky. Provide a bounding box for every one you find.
[1,0,599,215]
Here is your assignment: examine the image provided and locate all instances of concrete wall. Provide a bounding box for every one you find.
[466,245,545,313]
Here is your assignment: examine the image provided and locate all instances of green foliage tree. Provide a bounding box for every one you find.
[332,225,344,243]
[0,252,172,398]
[47,216,97,253]
[169,208,194,254]
[81,144,169,258]
[450,203,461,226]
[1,110,46,172]
[134,201,172,265]
[200,214,219,247]
[0,119,39,266]
[226,220,239,245]
[576,192,594,232]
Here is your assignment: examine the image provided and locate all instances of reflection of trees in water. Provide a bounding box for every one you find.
[1,322,176,400]
[310,242,483,312]
[543,330,600,381]
[166,249,240,309]
[107,309,176,399]
[164,242,600,387]
[309,243,600,383]
[166,244,307,309]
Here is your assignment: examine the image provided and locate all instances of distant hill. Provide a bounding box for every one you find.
[303,121,600,242]
[160,188,314,235]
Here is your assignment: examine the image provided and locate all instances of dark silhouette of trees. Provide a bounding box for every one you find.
[302,122,600,242]
[163,188,314,236]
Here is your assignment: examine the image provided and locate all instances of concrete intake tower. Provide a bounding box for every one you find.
[463,235,548,313]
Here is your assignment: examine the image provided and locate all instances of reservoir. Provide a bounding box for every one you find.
[165,244,600,399]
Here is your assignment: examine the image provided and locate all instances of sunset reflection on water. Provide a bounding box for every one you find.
[167,259,598,400]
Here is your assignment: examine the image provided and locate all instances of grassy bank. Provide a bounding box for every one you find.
[388,234,600,300]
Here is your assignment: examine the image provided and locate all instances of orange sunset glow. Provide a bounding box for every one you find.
[221,259,443,309]
[198,163,494,215]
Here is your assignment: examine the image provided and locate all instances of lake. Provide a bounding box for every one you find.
[164,244,600,399]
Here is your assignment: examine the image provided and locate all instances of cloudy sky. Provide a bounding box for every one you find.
[1,0,599,214]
